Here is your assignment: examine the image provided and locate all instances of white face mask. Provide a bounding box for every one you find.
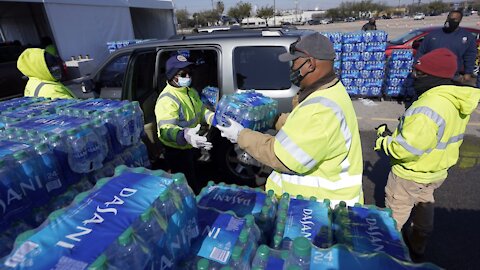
[177,77,192,87]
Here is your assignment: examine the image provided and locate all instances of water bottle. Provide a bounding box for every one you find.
[130,101,145,139]
[34,143,65,197]
[13,229,36,249]
[12,150,50,206]
[88,254,108,270]
[228,246,246,269]
[92,117,113,161]
[113,107,135,146]
[49,187,77,210]
[252,245,270,269]
[65,128,90,173]
[283,237,311,270]
[0,159,33,229]
[172,173,199,242]
[107,227,150,269]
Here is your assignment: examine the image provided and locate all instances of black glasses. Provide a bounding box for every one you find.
[289,40,310,58]
[177,69,191,78]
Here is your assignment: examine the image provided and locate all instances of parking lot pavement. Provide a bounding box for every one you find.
[301,15,480,39]
[353,99,480,137]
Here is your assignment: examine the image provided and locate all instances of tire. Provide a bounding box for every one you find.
[210,127,271,187]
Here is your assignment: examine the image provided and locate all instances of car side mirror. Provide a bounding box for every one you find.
[81,79,95,93]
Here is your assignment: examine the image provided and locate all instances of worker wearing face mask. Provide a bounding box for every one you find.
[155,54,215,193]
[17,48,75,99]
[417,10,477,84]
[217,33,364,206]
[375,48,480,262]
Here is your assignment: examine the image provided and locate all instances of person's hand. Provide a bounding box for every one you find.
[375,124,392,137]
[216,118,244,143]
[374,137,384,151]
[184,124,212,150]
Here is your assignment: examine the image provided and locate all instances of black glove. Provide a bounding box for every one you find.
[375,124,393,137]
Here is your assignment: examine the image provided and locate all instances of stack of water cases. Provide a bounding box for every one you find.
[385,50,415,99]
[321,32,343,76]
[341,31,387,97]
[201,86,219,110]
[213,91,278,132]
[1,166,197,270]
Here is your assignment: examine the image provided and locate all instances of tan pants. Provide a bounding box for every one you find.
[385,171,445,231]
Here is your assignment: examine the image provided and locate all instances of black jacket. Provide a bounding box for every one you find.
[362,23,377,31]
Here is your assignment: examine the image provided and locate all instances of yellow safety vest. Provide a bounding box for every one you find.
[266,82,364,206]
[377,85,480,183]
[155,83,214,149]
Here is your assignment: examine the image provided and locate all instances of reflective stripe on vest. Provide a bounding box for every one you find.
[158,92,199,128]
[300,96,353,174]
[268,171,362,206]
[33,82,46,97]
[204,110,214,123]
[276,130,316,171]
[158,119,178,127]
[393,106,464,155]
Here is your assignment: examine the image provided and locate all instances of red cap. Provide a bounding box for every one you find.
[414,48,457,79]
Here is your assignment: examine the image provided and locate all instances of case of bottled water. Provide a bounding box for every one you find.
[213,91,278,132]
[251,244,289,270]
[185,207,260,270]
[201,86,219,109]
[1,166,196,270]
[272,194,332,251]
[57,99,144,154]
[333,202,410,261]
[281,237,441,270]
[197,182,275,242]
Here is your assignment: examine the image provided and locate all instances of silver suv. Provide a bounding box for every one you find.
[68,28,314,185]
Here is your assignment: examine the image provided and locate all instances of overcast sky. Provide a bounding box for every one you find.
[171,0,413,13]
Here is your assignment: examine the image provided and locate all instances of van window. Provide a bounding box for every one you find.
[233,46,291,90]
[98,54,130,87]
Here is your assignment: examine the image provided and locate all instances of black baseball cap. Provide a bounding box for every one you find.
[279,32,335,62]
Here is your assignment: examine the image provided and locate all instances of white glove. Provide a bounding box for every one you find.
[184,124,212,150]
[216,118,244,143]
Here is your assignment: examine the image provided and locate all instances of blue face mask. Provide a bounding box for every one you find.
[290,59,310,87]
[177,77,192,87]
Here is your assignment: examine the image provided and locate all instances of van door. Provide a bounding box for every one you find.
[122,48,160,162]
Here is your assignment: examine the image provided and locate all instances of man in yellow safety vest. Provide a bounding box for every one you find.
[217,32,364,206]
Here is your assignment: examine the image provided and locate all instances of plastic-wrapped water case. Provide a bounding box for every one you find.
[272,194,332,250]
[341,70,360,79]
[185,207,260,270]
[0,141,66,232]
[282,237,441,270]
[57,99,144,153]
[197,182,276,240]
[1,166,196,270]
[341,53,361,62]
[201,86,219,109]
[342,32,363,44]
[9,115,107,174]
[333,202,410,261]
[362,30,388,43]
[213,91,278,132]
[390,49,414,61]
[388,60,414,70]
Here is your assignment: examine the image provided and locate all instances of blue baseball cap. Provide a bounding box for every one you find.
[166,54,193,80]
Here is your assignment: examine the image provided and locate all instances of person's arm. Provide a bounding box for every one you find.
[376,113,438,162]
[238,129,292,173]
[462,35,477,76]
[202,105,215,126]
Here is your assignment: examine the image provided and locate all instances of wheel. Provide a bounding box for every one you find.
[210,128,272,187]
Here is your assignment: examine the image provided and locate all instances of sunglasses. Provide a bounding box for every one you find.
[176,69,191,78]
[289,40,310,58]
